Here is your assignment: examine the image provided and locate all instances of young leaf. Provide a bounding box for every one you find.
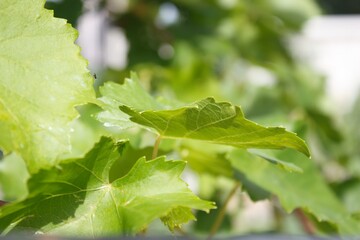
[0,137,214,236]
[0,0,95,172]
[120,98,310,156]
[97,72,162,129]
[228,149,360,235]
[161,207,196,232]
[100,72,161,111]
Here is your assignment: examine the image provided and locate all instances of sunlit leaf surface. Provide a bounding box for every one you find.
[97,73,162,129]
[0,0,95,172]
[0,137,214,236]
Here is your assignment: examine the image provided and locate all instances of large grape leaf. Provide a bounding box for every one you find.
[228,149,360,235]
[120,98,310,156]
[0,137,214,236]
[0,0,95,172]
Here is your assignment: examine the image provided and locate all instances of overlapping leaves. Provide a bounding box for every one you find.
[97,73,162,129]
[0,137,214,236]
[3,0,352,237]
[96,77,360,235]
[98,77,309,156]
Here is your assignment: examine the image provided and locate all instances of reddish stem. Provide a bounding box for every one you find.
[294,208,316,235]
[0,200,7,207]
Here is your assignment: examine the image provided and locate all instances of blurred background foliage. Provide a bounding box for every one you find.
[44,0,360,236]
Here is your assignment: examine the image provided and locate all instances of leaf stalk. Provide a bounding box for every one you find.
[152,135,162,159]
[207,181,241,240]
[294,208,316,235]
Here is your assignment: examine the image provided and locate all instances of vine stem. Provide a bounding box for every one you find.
[0,200,7,207]
[152,135,162,159]
[175,226,187,236]
[207,181,241,240]
[294,208,316,235]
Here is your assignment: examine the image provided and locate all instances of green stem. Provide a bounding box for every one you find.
[152,135,162,159]
[207,181,241,240]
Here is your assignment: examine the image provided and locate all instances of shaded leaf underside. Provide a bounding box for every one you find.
[228,149,360,235]
[120,97,310,156]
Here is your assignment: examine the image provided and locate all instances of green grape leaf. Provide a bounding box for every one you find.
[0,0,95,172]
[341,181,360,214]
[108,141,170,181]
[160,207,195,232]
[97,72,162,129]
[228,149,360,235]
[179,142,234,178]
[248,150,303,173]
[0,137,214,236]
[120,98,310,156]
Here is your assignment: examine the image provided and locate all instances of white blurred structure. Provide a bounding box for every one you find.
[77,3,360,114]
[293,16,360,114]
[77,0,129,71]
